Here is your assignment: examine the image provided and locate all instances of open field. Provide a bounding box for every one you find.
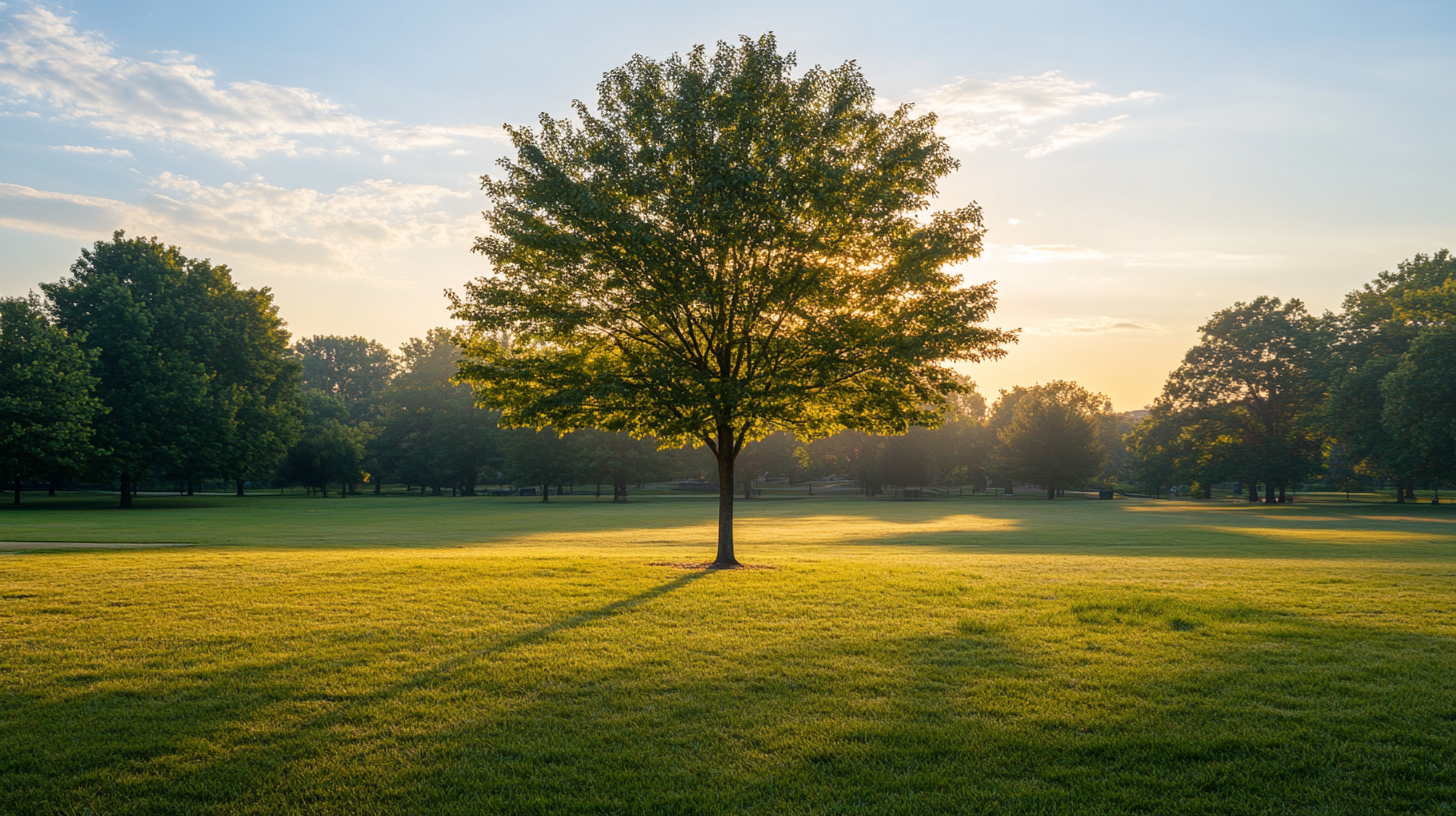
[2,493,1454,814]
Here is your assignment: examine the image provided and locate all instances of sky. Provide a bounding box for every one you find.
[2,1,1454,411]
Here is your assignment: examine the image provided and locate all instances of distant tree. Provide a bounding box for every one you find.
[1380,323,1456,500]
[933,375,992,488]
[373,329,498,494]
[800,430,888,497]
[44,232,294,507]
[295,335,397,423]
[985,386,1031,494]
[502,427,575,501]
[880,427,937,492]
[1157,296,1326,504]
[0,296,103,503]
[212,278,302,495]
[735,431,801,498]
[450,35,1013,566]
[996,381,1107,499]
[1097,410,1138,488]
[281,392,370,497]
[1325,250,1456,501]
[576,429,670,501]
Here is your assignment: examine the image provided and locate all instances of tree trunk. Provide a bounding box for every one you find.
[321,481,329,498]
[744,476,752,500]
[541,483,549,502]
[713,426,739,568]
[1046,487,1055,500]
[120,472,133,509]
[1247,481,1257,502]
[374,479,382,494]
[1278,485,1287,504]
[187,481,194,497]
[49,476,58,496]
[1405,484,1416,500]
[13,476,19,505]
[596,482,601,498]
[1263,482,1275,504]
[236,479,245,497]
[464,470,476,496]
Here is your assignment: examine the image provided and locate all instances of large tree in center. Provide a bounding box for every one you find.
[451,35,1013,566]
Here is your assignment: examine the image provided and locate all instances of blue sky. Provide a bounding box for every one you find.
[2,0,1453,409]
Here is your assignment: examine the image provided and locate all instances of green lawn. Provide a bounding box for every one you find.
[2,493,1454,815]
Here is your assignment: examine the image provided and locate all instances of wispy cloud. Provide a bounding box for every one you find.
[1024,115,1128,158]
[1003,244,1110,263]
[1027,316,1168,336]
[0,174,479,282]
[1121,250,1282,268]
[0,6,505,162]
[56,144,131,157]
[902,71,1157,156]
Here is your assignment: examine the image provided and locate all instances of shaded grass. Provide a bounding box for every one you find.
[2,493,1455,814]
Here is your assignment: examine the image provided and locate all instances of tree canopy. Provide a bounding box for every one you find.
[451,35,1013,565]
[0,296,103,502]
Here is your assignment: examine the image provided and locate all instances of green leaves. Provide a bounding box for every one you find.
[0,296,103,488]
[451,35,1013,456]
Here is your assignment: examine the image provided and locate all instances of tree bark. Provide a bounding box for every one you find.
[714,426,739,568]
[1278,485,1287,504]
[1263,482,1275,504]
[1046,487,1055,500]
[119,472,133,509]
[236,479,245,497]
[1247,481,1257,502]
[541,483,549,502]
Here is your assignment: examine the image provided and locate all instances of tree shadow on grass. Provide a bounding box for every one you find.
[0,571,711,815]
[392,592,1456,815]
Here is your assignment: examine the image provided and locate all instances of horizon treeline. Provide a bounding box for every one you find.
[3,232,1453,505]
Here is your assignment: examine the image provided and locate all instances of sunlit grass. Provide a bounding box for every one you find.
[2,493,1454,814]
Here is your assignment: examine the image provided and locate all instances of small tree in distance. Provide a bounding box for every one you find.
[995,381,1107,499]
[451,35,1015,567]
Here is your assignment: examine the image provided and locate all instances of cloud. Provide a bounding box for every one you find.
[1024,115,1128,158]
[56,144,131,157]
[1003,243,1110,263]
[0,6,505,161]
[901,71,1156,155]
[1121,250,1283,268]
[1026,316,1168,336]
[0,174,480,282]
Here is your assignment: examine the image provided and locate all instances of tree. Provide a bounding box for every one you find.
[281,392,370,496]
[1380,323,1456,500]
[451,35,1013,566]
[995,381,1107,499]
[373,329,498,495]
[502,427,575,501]
[1325,250,1456,501]
[44,232,294,508]
[1157,297,1325,504]
[735,431,801,498]
[0,296,103,503]
[212,280,302,495]
[576,429,670,501]
[295,335,397,424]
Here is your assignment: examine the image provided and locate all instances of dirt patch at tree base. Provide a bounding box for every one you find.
[648,561,778,571]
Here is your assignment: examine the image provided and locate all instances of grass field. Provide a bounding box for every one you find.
[2,492,1454,815]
